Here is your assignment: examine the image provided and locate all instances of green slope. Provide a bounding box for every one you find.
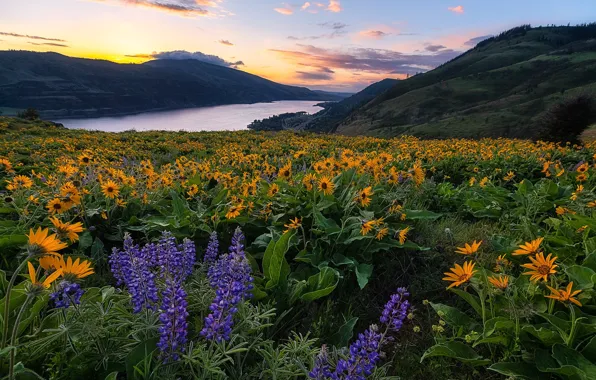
[336,24,596,138]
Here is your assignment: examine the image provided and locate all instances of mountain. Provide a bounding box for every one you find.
[335,24,596,138]
[0,51,335,118]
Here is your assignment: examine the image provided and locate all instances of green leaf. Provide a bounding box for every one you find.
[403,209,442,220]
[300,267,339,302]
[105,372,119,380]
[125,338,158,380]
[489,362,542,379]
[0,234,27,249]
[537,312,572,340]
[78,231,93,250]
[431,303,476,329]
[449,288,482,316]
[170,190,187,219]
[330,317,359,347]
[421,341,491,366]
[581,335,596,362]
[547,343,596,380]
[565,265,596,290]
[91,237,105,262]
[355,263,373,289]
[522,325,565,345]
[210,188,228,206]
[263,231,294,290]
[484,317,515,337]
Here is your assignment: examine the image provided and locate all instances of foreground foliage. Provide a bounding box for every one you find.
[2,119,596,378]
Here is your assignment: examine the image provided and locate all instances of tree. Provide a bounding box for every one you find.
[534,95,596,144]
[17,108,40,120]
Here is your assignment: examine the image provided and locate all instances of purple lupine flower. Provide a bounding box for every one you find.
[109,234,159,313]
[181,238,196,278]
[157,279,189,362]
[311,288,410,380]
[50,281,84,309]
[201,227,254,342]
[310,346,333,379]
[155,231,195,283]
[203,232,219,264]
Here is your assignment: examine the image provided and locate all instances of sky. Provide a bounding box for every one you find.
[1,1,595,92]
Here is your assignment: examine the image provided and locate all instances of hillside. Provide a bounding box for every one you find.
[0,51,337,118]
[335,24,596,138]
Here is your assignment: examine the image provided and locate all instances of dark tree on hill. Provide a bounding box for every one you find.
[17,108,40,121]
[534,95,596,144]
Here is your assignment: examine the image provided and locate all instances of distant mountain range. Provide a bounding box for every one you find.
[250,24,596,138]
[0,51,346,118]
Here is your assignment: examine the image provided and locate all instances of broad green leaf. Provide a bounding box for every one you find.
[78,231,93,250]
[263,231,294,290]
[537,312,572,339]
[355,263,373,289]
[403,209,442,220]
[449,288,482,316]
[300,267,339,302]
[489,362,542,379]
[431,303,476,329]
[421,341,491,366]
[522,325,565,345]
[170,190,187,219]
[547,343,596,380]
[473,335,509,347]
[565,265,596,290]
[105,372,119,380]
[581,335,596,362]
[210,188,228,206]
[484,317,515,337]
[330,317,358,347]
[0,235,27,249]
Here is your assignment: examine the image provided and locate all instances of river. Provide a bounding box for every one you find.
[55,101,323,132]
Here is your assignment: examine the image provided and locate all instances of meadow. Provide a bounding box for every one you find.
[1,117,596,379]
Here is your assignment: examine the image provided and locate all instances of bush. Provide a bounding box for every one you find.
[534,94,596,144]
[16,108,40,121]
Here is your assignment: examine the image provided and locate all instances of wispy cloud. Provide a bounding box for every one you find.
[295,67,334,81]
[219,39,234,46]
[287,22,347,41]
[0,31,66,42]
[327,0,342,12]
[85,0,222,17]
[301,2,311,10]
[319,22,348,30]
[28,42,69,47]
[274,3,293,15]
[448,5,464,14]
[425,44,446,52]
[359,30,389,39]
[270,44,461,76]
[125,50,244,67]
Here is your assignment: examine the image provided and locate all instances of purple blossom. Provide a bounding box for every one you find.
[310,346,333,380]
[203,232,219,264]
[50,281,84,309]
[156,232,195,283]
[310,288,410,380]
[157,279,189,362]
[201,227,254,342]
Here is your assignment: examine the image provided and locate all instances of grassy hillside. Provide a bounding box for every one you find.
[336,24,596,138]
[0,51,337,119]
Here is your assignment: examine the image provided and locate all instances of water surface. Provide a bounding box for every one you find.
[56,101,323,132]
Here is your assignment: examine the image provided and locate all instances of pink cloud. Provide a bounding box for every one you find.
[359,30,389,39]
[301,2,311,10]
[448,5,464,14]
[327,0,342,13]
[274,4,293,15]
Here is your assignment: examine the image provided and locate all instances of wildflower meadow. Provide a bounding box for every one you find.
[2,119,596,379]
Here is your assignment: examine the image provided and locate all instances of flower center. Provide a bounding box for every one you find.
[537,265,551,275]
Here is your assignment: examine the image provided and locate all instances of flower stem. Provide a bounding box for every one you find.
[567,305,579,348]
[1,259,29,349]
[8,294,32,380]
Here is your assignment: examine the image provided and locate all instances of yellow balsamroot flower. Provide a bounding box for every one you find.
[356,186,373,207]
[318,176,334,196]
[225,204,245,220]
[7,175,34,190]
[27,227,67,256]
[455,240,482,255]
[46,198,68,215]
[361,220,375,236]
[522,252,558,282]
[398,226,410,244]
[28,262,62,289]
[587,200,596,208]
[39,255,62,271]
[494,254,511,273]
[284,217,302,233]
[54,256,94,280]
[503,171,515,181]
[576,173,588,182]
[101,180,120,199]
[0,158,13,172]
[50,217,84,243]
[546,282,582,307]
[302,173,316,191]
[576,163,589,173]
[376,227,389,241]
[443,261,477,289]
[277,163,292,180]
[268,183,280,197]
[488,275,509,290]
[512,237,543,256]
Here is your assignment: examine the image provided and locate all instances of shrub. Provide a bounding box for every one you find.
[16,108,40,121]
[534,94,596,144]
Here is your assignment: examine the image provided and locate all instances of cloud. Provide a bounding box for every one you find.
[359,30,388,39]
[274,4,293,15]
[295,69,334,81]
[448,5,464,14]
[0,31,66,42]
[287,21,347,40]
[85,0,219,17]
[301,2,310,10]
[28,42,69,48]
[270,44,462,76]
[425,44,446,52]
[327,0,342,12]
[219,39,234,46]
[126,50,244,67]
[464,35,493,46]
[318,22,348,30]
